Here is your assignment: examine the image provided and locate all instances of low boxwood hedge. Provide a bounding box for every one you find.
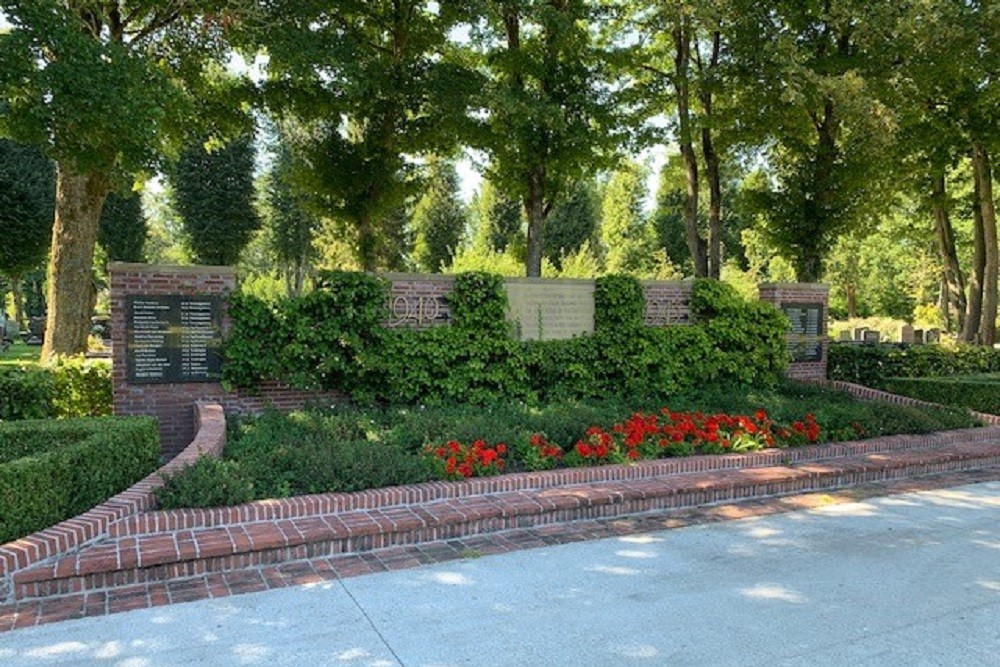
[0,357,112,421]
[828,343,1000,387]
[0,416,159,544]
[881,375,1000,415]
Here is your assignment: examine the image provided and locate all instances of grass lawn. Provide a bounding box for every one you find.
[0,340,42,367]
[156,380,982,510]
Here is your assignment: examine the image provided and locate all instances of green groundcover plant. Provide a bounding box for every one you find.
[155,382,979,509]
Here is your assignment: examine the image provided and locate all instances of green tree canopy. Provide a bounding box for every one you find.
[0,1,251,357]
[173,134,260,266]
[412,160,467,273]
[98,191,147,264]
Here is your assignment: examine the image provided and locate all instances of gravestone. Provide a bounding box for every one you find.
[26,317,45,345]
[838,330,852,342]
[925,328,941,343]
[913,329,925,344]
[854,327,868,342]
[863,330,881,344]
[900,324,915,344]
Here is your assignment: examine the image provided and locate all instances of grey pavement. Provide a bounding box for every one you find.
[2,482,999,667]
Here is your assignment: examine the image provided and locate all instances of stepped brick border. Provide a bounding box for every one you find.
[831,380,1000,426]
[3,381,999,623]
[0,403,226,601]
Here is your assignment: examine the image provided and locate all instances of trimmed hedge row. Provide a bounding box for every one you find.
[881,376,1000,415]
[223,273,791,405]
[0,416,159,544]
[828,343,1000,387]
[0,357,112,421]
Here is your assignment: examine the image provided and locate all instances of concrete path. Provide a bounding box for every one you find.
[2,482,998,667]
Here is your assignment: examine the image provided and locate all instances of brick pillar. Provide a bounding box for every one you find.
[110,263,237,458]
[758,283,829,381]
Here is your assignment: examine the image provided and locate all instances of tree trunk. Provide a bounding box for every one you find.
[673,20,708,277]
[846,282,857,319]
[356,212,378,273]
[699,31,723,280]
[11,275,24,327]
[42,164,109,361]
[972,140,998,346]
[701,126,722,280]
[931,172,966,334]
[963,172,986,343]
[525,164,545,277]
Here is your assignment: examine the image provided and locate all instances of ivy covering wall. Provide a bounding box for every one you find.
[223,272,790,405]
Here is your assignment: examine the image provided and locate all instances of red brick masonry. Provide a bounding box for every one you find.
[2,382,1000,634]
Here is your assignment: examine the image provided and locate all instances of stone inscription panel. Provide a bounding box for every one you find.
[782,302,825,363]
[506,280,595,341]
[127,295,223,383]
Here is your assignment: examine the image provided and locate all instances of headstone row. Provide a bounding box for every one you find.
[838,326,941,345]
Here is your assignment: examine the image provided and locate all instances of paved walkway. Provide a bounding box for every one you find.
[1,480,998,666]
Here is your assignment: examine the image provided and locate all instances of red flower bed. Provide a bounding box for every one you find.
[423,409,821,480]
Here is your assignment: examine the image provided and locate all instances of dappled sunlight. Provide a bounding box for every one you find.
[116,659,152,667]
[333,647,394,665]
[614,549,657,560]
[743,525,783,539]
[609,642,660,659]
[970,539,1000,551]
[812,502,880,517]
[425,571,474,586]
[617,534,665,545]
[94,640,124,658]
[739,583,809,604]
[587,564,643,576]
[23,641,89,658]
[912,489,1000,511]
[233,643,272,664]
[975,580,1000,592]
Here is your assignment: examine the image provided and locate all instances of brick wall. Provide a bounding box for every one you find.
[110,264,342,458]
[111,266,828,457]
[758,283,829,381]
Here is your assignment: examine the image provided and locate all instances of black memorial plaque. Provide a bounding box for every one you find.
[782,302,824,363]
[127,295,223,383]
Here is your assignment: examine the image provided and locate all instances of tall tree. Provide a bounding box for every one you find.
[251,1,477,271]
[472,179,524,255]
[98,191,147,264]
[544,179,600,268]
[0,1,249,359]
[600,160,655,275]
[472,0,628,277]
[412,160,467,272]
[261,141,319,296]
[728,0,901,282]
[173,135,260,266]
[0,139,54,325]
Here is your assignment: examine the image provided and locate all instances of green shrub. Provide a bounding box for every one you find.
[882,376,1000,415]
[828,343,1000,387]
[221,272,790,405]
[0,366,55,420]
[0,358,111,421]
[155,458,256,510]
[0,416,159,543]
[49,357,112,417]
[153,383,980,508]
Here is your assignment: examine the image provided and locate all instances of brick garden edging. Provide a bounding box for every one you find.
[2,382,1000,630]
[0,403,226,601]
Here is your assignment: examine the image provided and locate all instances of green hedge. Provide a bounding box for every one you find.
[0,357,112,421]
[828,343,1000,387]
[223,273,791,405]
[881,376,1000,415]
[0,416,159,544]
